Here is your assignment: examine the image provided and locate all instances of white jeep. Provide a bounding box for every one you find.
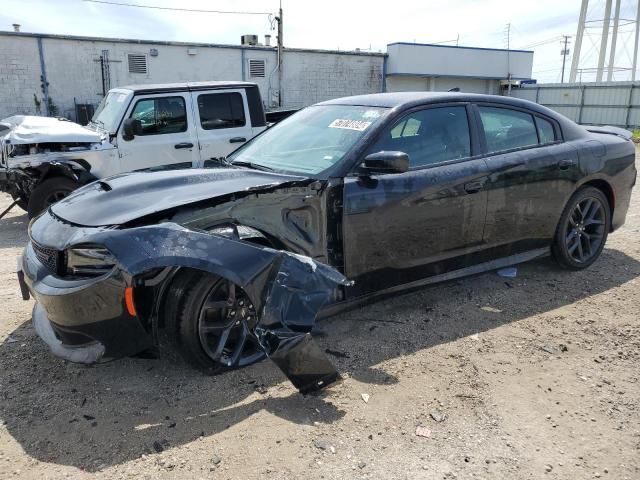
[0,81,287,217]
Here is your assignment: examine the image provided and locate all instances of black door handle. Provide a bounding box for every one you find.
[174,142,194,149]
[464,177,487,194]
[558,159,575,170]
[229,137,246,144]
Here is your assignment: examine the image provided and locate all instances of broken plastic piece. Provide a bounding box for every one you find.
[89,223,351,393]
[497,266,518,278]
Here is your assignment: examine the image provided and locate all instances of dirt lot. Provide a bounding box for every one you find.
[0,160,638,480]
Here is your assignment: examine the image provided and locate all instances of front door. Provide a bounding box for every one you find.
[342,104,490,298]
[117,92,199,171]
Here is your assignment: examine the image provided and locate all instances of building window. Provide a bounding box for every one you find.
[197,92,246,130]
[248,59,265,78]
[128,54,148,74]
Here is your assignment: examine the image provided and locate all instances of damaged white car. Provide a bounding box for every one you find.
[1,81,280,217]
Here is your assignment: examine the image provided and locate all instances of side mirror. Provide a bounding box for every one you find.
[122,118,142,141]
[361,151,409,174]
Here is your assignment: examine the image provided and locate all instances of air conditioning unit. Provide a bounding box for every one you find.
[241,34,259,46]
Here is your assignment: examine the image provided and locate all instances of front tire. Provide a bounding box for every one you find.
[164,270,266,374]
[27,177,77,218]
[551,187,610,270]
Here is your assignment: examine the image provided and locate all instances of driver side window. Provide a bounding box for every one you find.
[368,106,471,168]
[130,96,187,135]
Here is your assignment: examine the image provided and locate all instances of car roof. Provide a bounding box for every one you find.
[118,81,258,95]
[317,91,552,114]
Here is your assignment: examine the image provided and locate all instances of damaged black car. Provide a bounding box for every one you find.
[19,92,636,392]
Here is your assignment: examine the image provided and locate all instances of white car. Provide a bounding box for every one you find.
[0,81,287,217]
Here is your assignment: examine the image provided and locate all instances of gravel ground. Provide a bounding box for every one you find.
[0,156,638,480]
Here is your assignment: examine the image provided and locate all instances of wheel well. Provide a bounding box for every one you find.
[155,226,284,330]
[582,179,615,222]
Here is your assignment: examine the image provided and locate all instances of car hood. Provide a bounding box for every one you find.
[1,115,104,144]
[50,168,308,227]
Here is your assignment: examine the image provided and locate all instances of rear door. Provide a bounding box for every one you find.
[192,89,254,166]
[477,104,580,252]
[117,92,198,171]
[342,103,490,298]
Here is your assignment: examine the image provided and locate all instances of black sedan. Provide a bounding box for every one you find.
[19,92,636,392]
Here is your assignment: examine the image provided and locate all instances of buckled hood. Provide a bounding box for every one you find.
[50,168,308,227]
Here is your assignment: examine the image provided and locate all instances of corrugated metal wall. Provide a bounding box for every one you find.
[510,82,640,129]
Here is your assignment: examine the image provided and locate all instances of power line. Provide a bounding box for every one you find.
[82,0,272,15]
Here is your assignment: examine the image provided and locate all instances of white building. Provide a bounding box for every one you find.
[0,31,534,122]
[385,42,534,95]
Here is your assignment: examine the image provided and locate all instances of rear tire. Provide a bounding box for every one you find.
[551,187,610,270]
[27,177,77,218]
[163,270,266,374]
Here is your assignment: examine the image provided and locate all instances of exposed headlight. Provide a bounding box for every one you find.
[66,246,116,276]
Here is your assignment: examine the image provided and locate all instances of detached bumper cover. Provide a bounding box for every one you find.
[25,219,351,393]
[32,302,105,363]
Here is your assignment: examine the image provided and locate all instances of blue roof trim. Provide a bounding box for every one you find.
[386,72,533,81]
[387,42,533,54]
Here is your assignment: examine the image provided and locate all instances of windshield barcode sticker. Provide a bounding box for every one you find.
[328,119,372,131]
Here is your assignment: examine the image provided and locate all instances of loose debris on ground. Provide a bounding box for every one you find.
[0,153,639,479]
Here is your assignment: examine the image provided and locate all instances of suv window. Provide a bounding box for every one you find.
[369,106,471,167]
[535,116,556,144]
[479,106,538,153]
[130,96,187,135]
[197,92,246,130]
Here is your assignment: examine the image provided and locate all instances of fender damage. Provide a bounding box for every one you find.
[1,115,101,200]
[26,222,351,394]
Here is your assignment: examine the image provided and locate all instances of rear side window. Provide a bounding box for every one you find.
[197,93,246,130]
[369,106,471,168]
[536,116,556,144]
[479,107,538,153]
[130,96,187,135]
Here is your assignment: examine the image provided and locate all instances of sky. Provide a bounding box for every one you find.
[1,0,639,83]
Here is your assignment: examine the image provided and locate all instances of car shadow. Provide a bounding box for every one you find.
[1,248,639,471]
[0,210,29,249]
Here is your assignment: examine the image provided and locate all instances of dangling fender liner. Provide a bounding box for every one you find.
[88,223,352,394]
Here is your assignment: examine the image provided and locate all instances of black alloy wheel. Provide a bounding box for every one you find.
[552,187,610,270]
[165,270,267,373]
[196,278,265,368]
[565,197,606,263]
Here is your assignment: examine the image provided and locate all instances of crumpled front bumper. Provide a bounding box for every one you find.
[21,241,155,361]
[23,214,352,393]
[32,302,105,363]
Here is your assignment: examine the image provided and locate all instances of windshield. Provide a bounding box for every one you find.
[91,91,129,133]
[227,105,388,175]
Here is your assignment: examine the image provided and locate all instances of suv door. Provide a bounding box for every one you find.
[118,92,198,171]
[342,104,490,298]
[476,104,580,253]
[192,89,254,166]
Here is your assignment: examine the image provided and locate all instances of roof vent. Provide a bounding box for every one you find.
[128,54,147,74]
[241,34,259,46]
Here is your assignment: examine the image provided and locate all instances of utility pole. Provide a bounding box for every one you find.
[561,35,571,83]
[505,23,512,96]
[277,1,283,107]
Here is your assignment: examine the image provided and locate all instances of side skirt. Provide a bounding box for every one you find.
[319,247,550,318]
